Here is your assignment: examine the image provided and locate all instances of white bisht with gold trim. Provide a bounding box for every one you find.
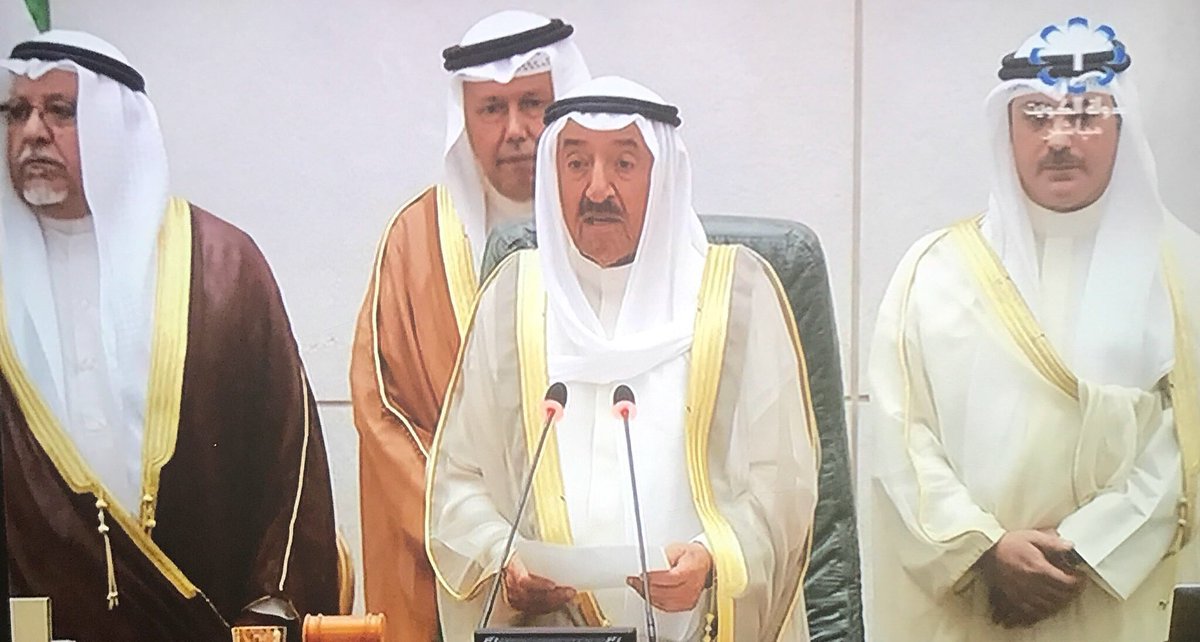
[425,246,819,642]
[860,216,1200,642]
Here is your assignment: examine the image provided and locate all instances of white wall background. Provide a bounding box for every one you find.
[1,0,1195,615]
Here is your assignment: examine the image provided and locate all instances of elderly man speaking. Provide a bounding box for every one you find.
[426,76,819,642]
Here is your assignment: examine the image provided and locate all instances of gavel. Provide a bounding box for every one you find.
[302,614,387,641]
[231,614,385,642]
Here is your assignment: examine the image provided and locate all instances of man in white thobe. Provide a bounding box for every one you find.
[426,76,820,642]
[861,17,1200,642]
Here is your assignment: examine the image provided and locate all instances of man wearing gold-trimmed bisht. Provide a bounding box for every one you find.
[0,30,337,639]
[426,76,819,642]
[860,17,1200,641]
[348,10,589,642]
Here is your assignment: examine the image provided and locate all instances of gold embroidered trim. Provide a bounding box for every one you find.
[0,197,200,600]
[896,228,992,546]
[436,185,478,336]
[138,196,192,533]
[425,252,521,601]
[751,251,822,641]
[1165,250,1199,550]
[278,371,313,591]
[514,251,606,625]
[949,217,1077,399]
[951,218,1199,551]
[367,187,436,460]
[684,244,746,642]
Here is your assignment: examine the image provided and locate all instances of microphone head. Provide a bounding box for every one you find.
[541,382,568,422]
[612,384,635,406]
[611,384,637,420]
[546,382,568,406]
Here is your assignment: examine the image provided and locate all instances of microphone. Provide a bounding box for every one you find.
[612,384,657,642]
[478,382,568,629]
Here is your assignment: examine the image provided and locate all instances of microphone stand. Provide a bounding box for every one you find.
[615,387,657,642]
[478,387,566,629]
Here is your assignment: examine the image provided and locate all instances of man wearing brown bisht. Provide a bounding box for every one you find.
[0,30,338,639]
[349,10,590,641]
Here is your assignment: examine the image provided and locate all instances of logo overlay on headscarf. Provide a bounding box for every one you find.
[998,17,1130,95]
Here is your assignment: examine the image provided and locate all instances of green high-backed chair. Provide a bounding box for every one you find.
[479,215,864,642]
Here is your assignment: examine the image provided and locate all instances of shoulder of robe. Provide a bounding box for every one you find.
[185,200,282,297]
[1167,216,1200,272]
[729,243,784,297]
[186,201,269,268]
[890,225,960,283]
[475,248,526,302]
[375,184,441,251]
[395,184,440,219]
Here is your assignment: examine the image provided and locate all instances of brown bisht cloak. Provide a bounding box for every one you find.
[2,201,339,641]
[350,185,475,642]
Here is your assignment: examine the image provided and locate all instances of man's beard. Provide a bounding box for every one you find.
[21,181,68,207]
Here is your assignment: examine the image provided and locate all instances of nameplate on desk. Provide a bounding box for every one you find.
[230,626,284,642]
[10,597,52,642]
[475,627,636,642]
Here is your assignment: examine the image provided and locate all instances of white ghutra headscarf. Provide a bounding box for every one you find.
[533,76,709,384]
[981,17,1174,388]
[1,30,169,502]
[441,10,590,265]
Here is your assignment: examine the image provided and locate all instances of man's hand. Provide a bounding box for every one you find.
[978,530,1085,628]
[503,555,576,615]
[626,542,713,613]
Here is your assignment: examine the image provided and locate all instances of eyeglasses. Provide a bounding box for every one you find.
[0,98,78,129]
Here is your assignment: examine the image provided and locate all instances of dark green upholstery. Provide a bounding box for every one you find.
[479,215,864,642]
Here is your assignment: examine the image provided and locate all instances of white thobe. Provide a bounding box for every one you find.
[557,253,706,641]
[862,211,1188,641]
[39,214,141,512]
[428,246,817,642]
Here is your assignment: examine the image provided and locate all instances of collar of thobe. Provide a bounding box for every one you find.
[483,178,531,231]
[567,247,632,336]
[1026,198,1104,239]
[38,214,96,236]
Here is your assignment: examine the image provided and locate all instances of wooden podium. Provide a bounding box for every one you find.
[474,627,636,641]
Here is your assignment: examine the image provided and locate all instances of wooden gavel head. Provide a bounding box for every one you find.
[301,614,386,642]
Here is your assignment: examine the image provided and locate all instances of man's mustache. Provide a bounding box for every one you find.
[1040,149,1084,172]
[579,197,623,218]
[17,145,64,168]
[496,154,535,165]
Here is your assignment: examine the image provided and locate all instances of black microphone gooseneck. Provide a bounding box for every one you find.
[478,382,568,629]
[613,384,657,642]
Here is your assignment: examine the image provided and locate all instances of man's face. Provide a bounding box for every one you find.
[1009,91,1120,213]
[3,69,84,216]
[462,71,553,203]
[556,120,653,268]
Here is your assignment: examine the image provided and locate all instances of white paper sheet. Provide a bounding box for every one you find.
[515,540,671,590]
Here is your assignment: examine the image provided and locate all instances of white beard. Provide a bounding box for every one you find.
[21,181,68,207]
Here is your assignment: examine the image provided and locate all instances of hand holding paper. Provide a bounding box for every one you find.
[514,539,670,591]
[503,554,577,615]
[626,542,714,613]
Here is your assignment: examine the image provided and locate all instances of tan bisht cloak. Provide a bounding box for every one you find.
[349,185,475,642]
